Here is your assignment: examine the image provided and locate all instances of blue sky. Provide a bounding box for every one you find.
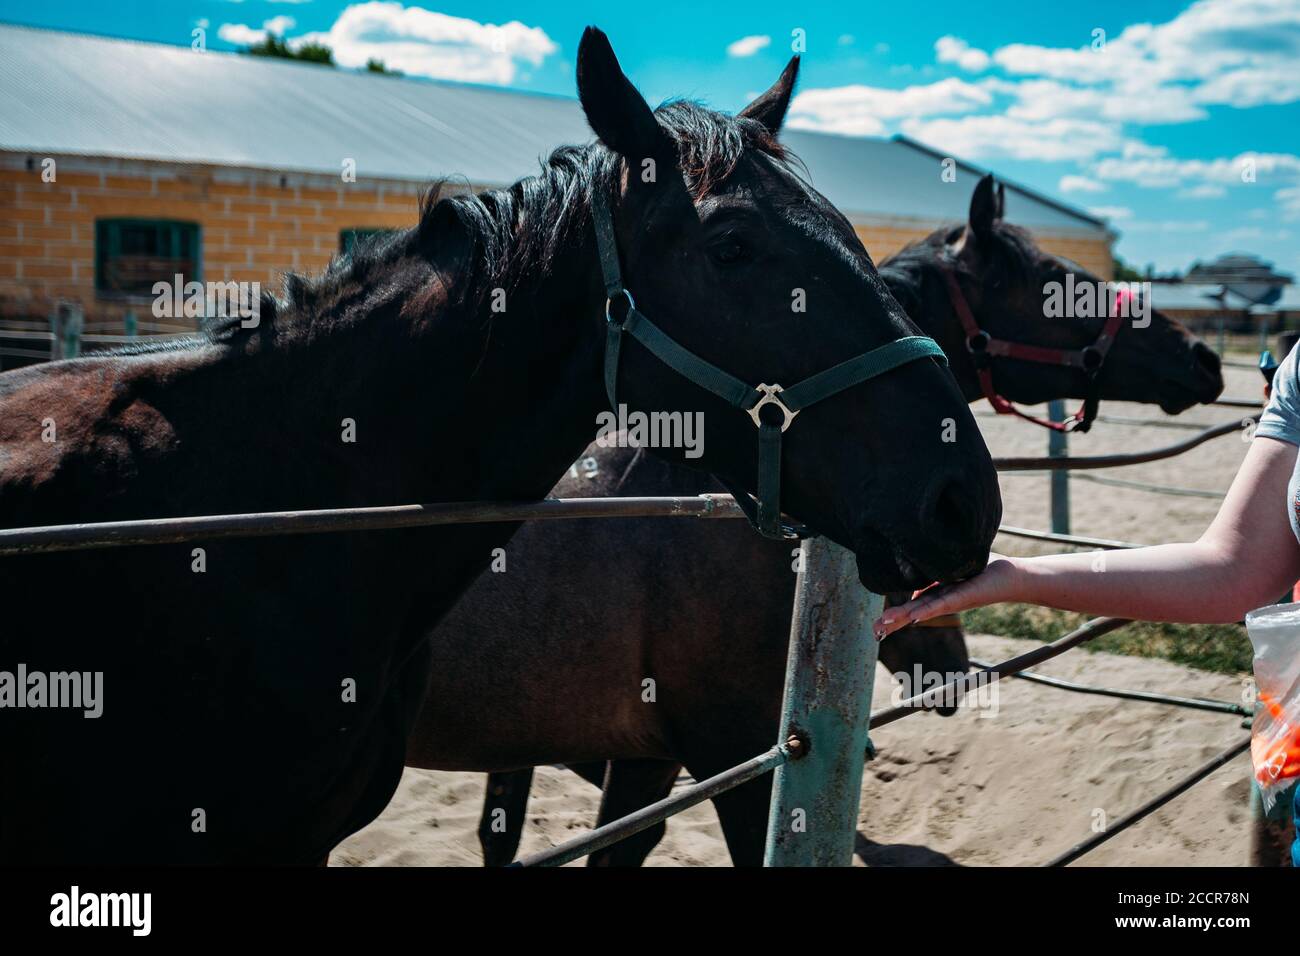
[5,0,1299,278]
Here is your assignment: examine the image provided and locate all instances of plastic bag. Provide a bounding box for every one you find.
[1244,602,1300,813]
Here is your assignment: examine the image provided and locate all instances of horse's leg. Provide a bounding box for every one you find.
[704,774,774,867]
[586,759,681,867]
[477,769,534,866]
[569,760,609,789]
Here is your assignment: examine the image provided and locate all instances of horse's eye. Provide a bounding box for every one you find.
[710,237,747,265]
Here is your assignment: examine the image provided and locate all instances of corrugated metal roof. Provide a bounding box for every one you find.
[1148,282,1300,313]
[0,24,1104,234]
[1147,283,1230,311]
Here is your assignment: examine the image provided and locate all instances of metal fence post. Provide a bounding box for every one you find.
[764,536,882,866]
[1048,399,1070,535]
[48,305,64,360]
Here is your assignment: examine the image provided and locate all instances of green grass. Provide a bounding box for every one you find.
[961,603,1252,675]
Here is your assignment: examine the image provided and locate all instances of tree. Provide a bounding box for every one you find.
[366,58,401,75]
[1112,252,1144,283]
[244,34,335,67]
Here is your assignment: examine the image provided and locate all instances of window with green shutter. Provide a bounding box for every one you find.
[95,219,201,296]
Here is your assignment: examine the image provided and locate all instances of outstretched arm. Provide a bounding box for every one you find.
[875,436,1300,637]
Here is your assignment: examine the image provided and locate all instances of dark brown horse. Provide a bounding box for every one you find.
[404,176,1225,866]
[0,31,1002,863]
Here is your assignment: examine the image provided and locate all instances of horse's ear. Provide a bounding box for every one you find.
[969,173,998,239]
[739,56,800,136]
[995,181,1006,220]
[577,27,673,165]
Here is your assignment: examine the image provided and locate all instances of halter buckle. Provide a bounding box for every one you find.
[748,384,798,432]
[605,289,635,327]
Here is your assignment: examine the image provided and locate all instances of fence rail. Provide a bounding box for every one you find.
[0,397,1266,866]
[993,416,1254,471]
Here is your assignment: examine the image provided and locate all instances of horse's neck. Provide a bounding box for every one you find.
[187,231,611,511]
[424,234,610,503]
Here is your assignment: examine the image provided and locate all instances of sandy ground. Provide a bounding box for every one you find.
[336,365,1264,867]
[984,364,1258,553]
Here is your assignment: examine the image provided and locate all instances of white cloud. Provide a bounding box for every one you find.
[787,78,992,136]
[726,35,771,58]
[282,2,557,84]
[934,35,990,72]
[216,15,298,45]
[1091,151,1300,188]
[1059,175,1107,194]
[1277,186,1300,220]
[1122,141,1170,159]
[901,114,1124,162]
[1003,78,1206,125]
[1194,65,1300,108]
[1088,206,1133,220]
[218,22,272,45]
[264,15,296,35]
[986,0,1300,111]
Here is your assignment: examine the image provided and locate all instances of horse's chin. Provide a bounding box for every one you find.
[853,528,989,594]
[1158,396,1198,415]
[852,539,939,594]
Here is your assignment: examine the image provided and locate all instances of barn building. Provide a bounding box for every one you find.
[0,23,1114,365]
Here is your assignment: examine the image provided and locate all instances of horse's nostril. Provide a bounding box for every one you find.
[1193,341,1222,376]
[931,479,969,536]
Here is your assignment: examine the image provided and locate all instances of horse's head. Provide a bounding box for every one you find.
[576,29,1000,592]
[915,174,1223,415]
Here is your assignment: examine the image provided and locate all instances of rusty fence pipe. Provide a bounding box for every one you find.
[0,495,748,557]
[763,537,882,867]
[994,416,1256,472]
[517,745,788,868]
[870,616,1133,729]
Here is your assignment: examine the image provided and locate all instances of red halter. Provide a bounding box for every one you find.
[941,270,1129,434]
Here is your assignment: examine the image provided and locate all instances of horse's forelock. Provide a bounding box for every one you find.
[653,100,791,200]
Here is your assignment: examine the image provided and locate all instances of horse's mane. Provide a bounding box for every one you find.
[114,100,786,358]
[878,219,1042,320]
[408,100,791,312]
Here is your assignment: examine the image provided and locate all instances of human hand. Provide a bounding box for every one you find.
[872,553,1019,639]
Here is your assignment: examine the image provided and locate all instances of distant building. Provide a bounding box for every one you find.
[1148,253,1296,335]
[0,24,1114,366]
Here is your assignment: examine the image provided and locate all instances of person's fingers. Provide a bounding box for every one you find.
[871,553,1013,640]
[872,583,964,639]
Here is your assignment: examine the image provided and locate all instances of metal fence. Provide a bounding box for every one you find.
[0,411,1268,866]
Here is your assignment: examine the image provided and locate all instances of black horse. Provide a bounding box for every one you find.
[0,30,1001,863]
[404,177,1225,866]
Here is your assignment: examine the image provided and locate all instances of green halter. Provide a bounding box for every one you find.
[593,189,947,539]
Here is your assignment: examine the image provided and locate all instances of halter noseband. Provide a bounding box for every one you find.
[593,189,947,540]
[940,269,1127,434]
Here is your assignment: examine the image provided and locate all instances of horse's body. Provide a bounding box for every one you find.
[0,33,1003,863]
[406,177,1226,866]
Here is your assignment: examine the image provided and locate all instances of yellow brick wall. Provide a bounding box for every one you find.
[853,222,1114,282]
[0,153,436,328]
[0,152,1113,329]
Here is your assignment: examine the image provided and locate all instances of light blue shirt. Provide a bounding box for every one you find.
[1247,341,1300,865]
[1256,342,1300,549]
